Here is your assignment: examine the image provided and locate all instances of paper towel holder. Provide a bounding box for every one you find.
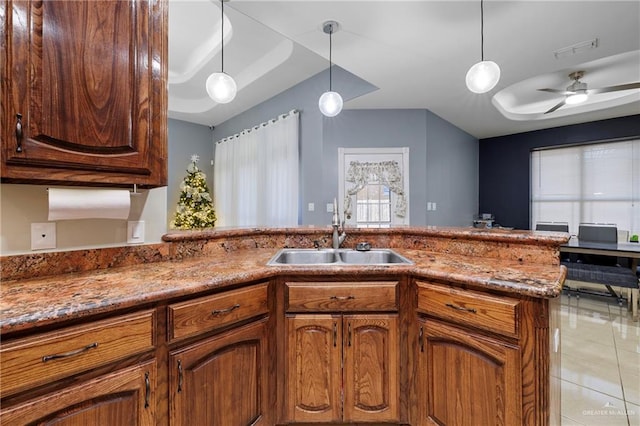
[46,184,145,195]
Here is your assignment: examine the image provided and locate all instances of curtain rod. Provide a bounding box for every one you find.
[215,109,298,144]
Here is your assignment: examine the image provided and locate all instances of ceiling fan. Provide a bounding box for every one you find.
[538,71,640,114]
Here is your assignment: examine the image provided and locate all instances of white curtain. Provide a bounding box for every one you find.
[214,110,299,227]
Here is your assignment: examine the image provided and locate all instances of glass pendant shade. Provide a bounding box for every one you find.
[465,60,501,93]
[319,91,343,117]
[206,72,237,104]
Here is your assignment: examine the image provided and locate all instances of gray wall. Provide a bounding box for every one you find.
[212,66,377,224]
[213,67,478,227]
[324,110,478,226]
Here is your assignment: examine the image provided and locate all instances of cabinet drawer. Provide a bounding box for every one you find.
[286,281,398,312]
[168,282,269,341]
[0,310,155,398]
[416,281,520,338]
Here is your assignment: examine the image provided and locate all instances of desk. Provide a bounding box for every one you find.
[561,238,639,320]
[561,238,640,271]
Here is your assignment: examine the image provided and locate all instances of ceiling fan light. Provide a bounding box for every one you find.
[466,60,501,94]
[206,72,237,104]
[565,91,588,105]
[319,91,343,117]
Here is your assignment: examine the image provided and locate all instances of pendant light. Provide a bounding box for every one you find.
[318,21,343,117]
[465,0,501,94]
[206,0,237,103]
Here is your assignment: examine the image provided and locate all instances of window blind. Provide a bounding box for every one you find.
[530,138,640,236]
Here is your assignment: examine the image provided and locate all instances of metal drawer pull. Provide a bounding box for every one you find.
[445,303,477,314]
[333,322,337,347]
[330,295,355,301]
[42,342,98,362]
[177,359,183,393]
[419,326,424,352]
[144,372,150,408]
[15,113,23,153]
[211,304,240,316]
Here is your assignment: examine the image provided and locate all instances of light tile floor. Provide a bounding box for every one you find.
[560,285,640,425]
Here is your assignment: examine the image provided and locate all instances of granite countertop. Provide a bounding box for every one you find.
[0,246,567,336]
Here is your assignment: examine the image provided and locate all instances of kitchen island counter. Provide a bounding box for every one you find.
[1,226,568,335]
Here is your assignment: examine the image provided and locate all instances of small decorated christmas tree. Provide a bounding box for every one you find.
[170,155,217,229]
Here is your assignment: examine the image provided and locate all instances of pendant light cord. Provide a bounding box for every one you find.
[220,0,225,73]
[480,0,484,61]
[329,26,333,91]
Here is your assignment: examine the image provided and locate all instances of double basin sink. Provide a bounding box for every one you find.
[267,248,413,266]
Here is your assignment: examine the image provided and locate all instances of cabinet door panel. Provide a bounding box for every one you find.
[343,314,399,423]
[169,319,269,426]
[418,318,522,426]
[285,314,342,423]
[2,0,167,186]
[0,360,156,426]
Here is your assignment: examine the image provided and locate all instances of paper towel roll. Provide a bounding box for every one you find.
[48,188,131,221]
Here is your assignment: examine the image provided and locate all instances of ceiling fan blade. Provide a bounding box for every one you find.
[538,88,574,95]
[589,82,640,95]
[544,99,566,114]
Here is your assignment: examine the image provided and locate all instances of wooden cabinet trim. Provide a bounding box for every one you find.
[169,318,270,426]
[418,318,522,426]
[1,0,167,187]
[286,281,399,312]
[168,282,269,342]
[416,280,521,338]
[0,309,155,398]
[0,359,157,426]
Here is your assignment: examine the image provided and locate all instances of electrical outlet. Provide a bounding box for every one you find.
[432,202,437,211]
[308,203,315,212]
[31,223,56,250]
[326,203,334,213]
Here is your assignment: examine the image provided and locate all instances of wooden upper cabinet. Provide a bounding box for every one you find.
[1,0,167,187]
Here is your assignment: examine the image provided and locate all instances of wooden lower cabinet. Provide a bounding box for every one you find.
[416,318,522,426]
[169,318,270,426]
[285,313,399,424]
[0,360,156,425]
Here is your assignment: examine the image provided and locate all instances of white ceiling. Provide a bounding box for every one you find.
[168,0,640,139]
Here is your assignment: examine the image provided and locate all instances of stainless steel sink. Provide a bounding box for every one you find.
[268,249,337,265]
[337,249,411,264]
[267,248,412,266]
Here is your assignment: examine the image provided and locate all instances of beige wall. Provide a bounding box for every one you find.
[0,184,168,255]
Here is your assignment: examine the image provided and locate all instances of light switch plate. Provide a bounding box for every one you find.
[31,222,56,250]
[127,221,145,244]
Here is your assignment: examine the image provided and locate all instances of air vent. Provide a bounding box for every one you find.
[553,38,598,59]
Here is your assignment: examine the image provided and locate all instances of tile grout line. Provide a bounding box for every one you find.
[608,302,632,426]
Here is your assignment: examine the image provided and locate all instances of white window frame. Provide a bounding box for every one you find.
[338,147,410,227]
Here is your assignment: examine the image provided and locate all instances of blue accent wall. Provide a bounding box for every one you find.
[479,115,640,230]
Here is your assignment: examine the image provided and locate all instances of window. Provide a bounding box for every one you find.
[338,148,410,228]
[530,138,640,235]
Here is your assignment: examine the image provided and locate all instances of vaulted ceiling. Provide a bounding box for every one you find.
[168,1,640,139]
